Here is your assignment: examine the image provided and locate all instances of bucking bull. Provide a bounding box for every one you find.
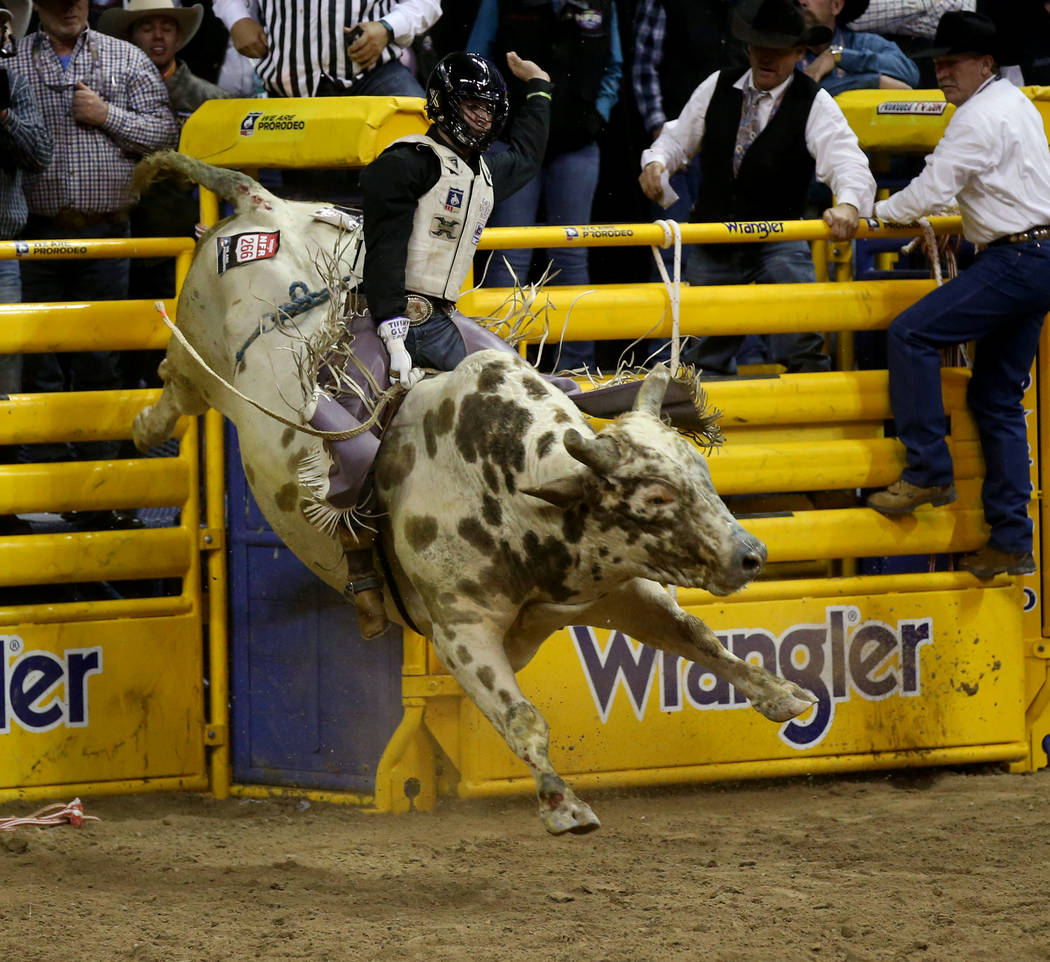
[132,151,817,835]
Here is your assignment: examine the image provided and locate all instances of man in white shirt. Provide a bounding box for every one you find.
[866,11,1050,578]
[639,0,876,376]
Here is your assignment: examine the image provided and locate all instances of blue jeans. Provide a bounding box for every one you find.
[482,141,600,370]
[887,240,1050,553]
[680,240,828,375]
[349,59,424,96]
[20,218,131,461]
[405,311,466,371]
[0,259,20,396]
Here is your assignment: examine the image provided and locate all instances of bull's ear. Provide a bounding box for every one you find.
[521,474,589,508]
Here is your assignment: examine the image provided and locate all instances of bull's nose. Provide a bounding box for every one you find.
[736,536,767,579]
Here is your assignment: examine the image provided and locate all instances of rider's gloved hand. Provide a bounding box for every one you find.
[377,316,424,388]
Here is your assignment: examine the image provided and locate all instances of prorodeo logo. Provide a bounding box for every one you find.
[876,101,947,115]
[255,113,306,132]
[570,605,933,750]
[21,241,89,256]
[580,226,633,238]
[1,635,102,734]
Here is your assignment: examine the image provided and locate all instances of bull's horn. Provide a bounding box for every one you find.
[564,428,619,476]
[632,364,671,417]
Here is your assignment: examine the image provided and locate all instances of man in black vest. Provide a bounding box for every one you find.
[639,0,875,377]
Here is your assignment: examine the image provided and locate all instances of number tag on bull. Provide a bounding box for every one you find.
[216,230,281,275]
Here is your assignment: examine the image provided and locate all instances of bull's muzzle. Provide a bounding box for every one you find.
[734,534,767,581]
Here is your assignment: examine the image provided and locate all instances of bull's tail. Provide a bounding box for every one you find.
[133,150,267,215]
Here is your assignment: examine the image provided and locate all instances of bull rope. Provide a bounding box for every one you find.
[651,219,682,375]
[154,302,399,441]
[0,798,100,831]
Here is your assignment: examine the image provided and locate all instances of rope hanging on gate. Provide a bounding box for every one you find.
[0,797,100,831]
[651,219,683,375]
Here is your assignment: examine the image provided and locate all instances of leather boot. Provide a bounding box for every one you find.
[343,544,388,639]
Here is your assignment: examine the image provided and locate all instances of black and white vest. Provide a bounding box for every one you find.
[397,135,495,302]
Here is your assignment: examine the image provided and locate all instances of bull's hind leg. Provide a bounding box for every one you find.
[430,625,600,836]
[588,579,817,722]
[133,356,209,452]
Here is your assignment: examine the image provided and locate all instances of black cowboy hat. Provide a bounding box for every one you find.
[838,0,870,25]
[914,10,1003,60]
[731,0,832,49]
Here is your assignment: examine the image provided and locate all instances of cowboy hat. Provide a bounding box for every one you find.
[0,0,31,42]
[98,0,203,51]
[914,11,1003,61]
[838,0,869,25]
[731,0,832,50]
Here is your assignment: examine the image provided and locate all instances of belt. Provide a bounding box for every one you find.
[988,224,1050,247]
[31,209,130,229]
[405,293,454,327]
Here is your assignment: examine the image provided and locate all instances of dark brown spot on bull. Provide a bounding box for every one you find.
[522,376,549,401]
[375,439,416,490]
[481,494,501,527]
[477,665,495,690]
[423,397,457,458]
[481,531,576,604]
[553,409,571,424]
[454,393,532,493]
[562,507,586,544]
[482,462,499,494]
[404,514,439,551]
[598,546,609,557]
[591,563,603,580]
[477,361,506,394]
[274,482,298,512]
[536,431,556,459]
[281,427,296,448]
[499,689,513,706]
[458,516,496,553]
[456,644,473,665]
[457,578,486,604]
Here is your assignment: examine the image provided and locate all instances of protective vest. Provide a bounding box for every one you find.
[497,0,612,150]
[397,135,495,302]
[693,67,819,225]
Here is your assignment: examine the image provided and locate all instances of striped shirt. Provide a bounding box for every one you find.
[13,29,178,217]
[631,0,667,136]
[213,0,441,98]
[0,69,53,237]
[850,0,975,40]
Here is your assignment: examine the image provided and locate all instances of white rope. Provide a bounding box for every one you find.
[650,219,683,375]
[0,797,100,831]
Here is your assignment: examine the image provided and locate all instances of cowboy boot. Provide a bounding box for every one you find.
[342,542,389,639]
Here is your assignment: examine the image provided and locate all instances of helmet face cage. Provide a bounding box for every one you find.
[426,53,509,152]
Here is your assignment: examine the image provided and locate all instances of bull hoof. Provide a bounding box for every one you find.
[541,802,601,836]
[752,680,818,723]
[132,406,158,453]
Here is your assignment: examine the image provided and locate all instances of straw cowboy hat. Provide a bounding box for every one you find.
[0,0,31,42]
[98,0,203,50]
[731,0,833,50]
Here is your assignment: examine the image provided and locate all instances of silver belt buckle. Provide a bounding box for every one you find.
[405,294,433,327]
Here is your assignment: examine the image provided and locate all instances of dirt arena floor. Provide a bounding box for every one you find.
[2,765,1049,962]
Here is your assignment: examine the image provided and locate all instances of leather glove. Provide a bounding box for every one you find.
[0,70,10,114]
[377,316,424,388]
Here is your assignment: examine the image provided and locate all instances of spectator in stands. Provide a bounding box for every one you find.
[800,0,919,93]
[865,12,1050,578]
[978,0,1050,86]
[632,0,744,364]
[467,0,622,372]
[215,0,440,97]
[638,0,876,377]
[100,0,233,120]
[14,0,178,531]
[0,0,53,537]
[100,0,236,392]
[850,0,975,86]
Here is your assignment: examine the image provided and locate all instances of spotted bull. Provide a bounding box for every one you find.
[132,152,817,835]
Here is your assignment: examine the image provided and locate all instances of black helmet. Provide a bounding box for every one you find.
[425,52,509,152]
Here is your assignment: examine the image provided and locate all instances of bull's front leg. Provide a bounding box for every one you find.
[133,356,209,452]
[430,624,601,836]
[589,579,817,722]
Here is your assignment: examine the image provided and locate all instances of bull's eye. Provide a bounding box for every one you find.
[646,494,674,507]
